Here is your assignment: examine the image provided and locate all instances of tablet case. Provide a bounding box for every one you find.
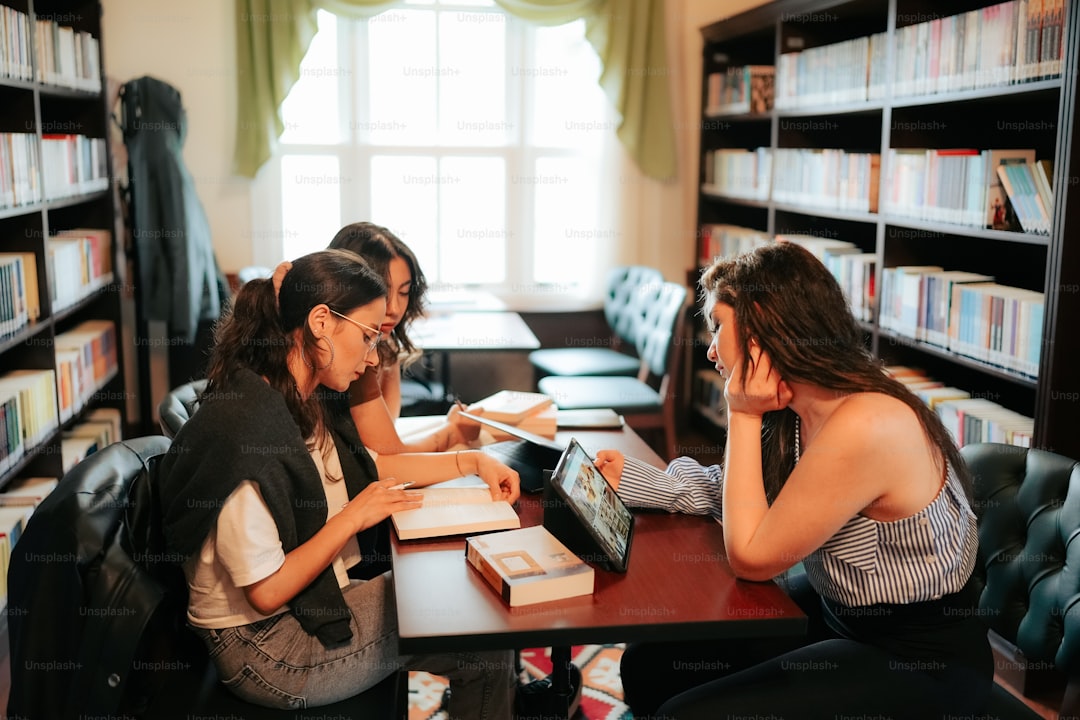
[542,480,631,573]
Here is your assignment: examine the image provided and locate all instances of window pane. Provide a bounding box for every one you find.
[438,11,508,145]
[440,156,506,283]
[531,156,600,286]
[280,155,343,259]
[370,155,439,279]
[367,10,437,144]
[280,11,341,145]
[529,20,607,148]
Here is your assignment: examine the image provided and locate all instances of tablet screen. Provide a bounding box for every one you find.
[550,438,634,569]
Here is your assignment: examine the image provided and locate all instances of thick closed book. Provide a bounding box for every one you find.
[466,525,594,607]
[391,483,520,540]
[470,390,553,424]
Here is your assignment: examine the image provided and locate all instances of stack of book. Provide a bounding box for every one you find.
[885,366,1034,447]
[0,7,33,82]
[470,390,556,440]
[771,149,880,213]
[47,228,114,312]
[776,33,882,108]
[40,135,109,201]
[879,267,1043,377]
[702,148,772,201]
[0,475,60,611]
[61,408,121,473]
[0,369,60,475]
[0,252,40,337]
[705,65,775,115]
[776,235,876,323]
[55,320,118,421]
[34,17,102,92]
[881,147,1051,234]
[893,0,1065,98]
[697,224,770,266]
[0,133,42,209]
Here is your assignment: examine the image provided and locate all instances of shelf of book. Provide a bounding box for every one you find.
[0,0,128,493]
[692,0,1077,459]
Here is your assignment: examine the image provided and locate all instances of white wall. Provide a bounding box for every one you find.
[101,0,767,279]
[101,0,251,273]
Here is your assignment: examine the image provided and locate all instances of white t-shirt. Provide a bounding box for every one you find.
[185,436,366,629]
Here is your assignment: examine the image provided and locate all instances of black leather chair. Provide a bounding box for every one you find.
[962,442,1080,718]
[538,281,688,460]
[6,436,404,720]
[157,378,207,437]
[529,265,663,379]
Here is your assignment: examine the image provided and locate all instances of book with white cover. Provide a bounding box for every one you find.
[466,525,594,607]
[391,479,520,540]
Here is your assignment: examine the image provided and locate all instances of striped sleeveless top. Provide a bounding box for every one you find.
[803,464,979,607]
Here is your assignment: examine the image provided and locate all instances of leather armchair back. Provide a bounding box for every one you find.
[7,436,174,718]
[605,266,664,346]
[158,378,208,438]
[635,282,688,378]
[963,442,1080,674]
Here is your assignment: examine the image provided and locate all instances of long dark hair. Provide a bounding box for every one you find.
[700,241,971,503]
[328,222,428,368]
[205,249,387,439]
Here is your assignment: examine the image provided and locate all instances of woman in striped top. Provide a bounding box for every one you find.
[599,242,991,719]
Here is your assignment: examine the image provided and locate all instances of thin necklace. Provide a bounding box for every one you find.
[794,415,801,464]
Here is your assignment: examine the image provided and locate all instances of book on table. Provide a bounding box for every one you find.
[390,476,520,540]
[469,390,553,424]
[465,525,595,607]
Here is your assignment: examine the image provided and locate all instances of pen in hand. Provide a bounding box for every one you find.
[389,480,415,491]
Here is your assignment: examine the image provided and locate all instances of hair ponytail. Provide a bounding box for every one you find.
[204,250,386,439]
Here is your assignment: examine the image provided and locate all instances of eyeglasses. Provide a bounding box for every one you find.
[329,309,383,354]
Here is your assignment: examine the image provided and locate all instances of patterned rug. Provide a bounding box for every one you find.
[408,644,631,720]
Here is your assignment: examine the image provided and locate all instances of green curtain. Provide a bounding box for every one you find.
[233,0,676,180]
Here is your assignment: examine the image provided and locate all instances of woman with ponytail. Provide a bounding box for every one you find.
[597,242,991,719]
[157,249,516,716]
[275,221,484,455]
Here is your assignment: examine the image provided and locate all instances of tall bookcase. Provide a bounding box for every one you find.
[0,0,129,491]
[692,0,1080,460]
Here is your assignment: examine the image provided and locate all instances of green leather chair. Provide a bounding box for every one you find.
[538,281,688,460]
[529,265,664,379]
[962,441,1080,718]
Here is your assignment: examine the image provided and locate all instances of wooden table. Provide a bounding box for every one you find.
[390,428,806,654]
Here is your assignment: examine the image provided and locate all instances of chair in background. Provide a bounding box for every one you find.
[528,265,664,380]
[538,281,688,460]
[6,435,404,720]
[157,377,208,437]
[962,442,1080,718]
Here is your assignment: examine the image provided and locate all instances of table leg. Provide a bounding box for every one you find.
[515,645,582,720]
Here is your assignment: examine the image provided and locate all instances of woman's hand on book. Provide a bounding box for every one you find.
[471,452,521,504]
[341,478,424,533]
[445,401,484,445]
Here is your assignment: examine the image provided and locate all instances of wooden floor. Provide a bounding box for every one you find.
[0,426,1063,718]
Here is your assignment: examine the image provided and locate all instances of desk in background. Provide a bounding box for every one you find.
[391,427,806,654]
[409,310,540,403]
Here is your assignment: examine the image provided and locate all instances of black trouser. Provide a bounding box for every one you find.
[621,572,992,720]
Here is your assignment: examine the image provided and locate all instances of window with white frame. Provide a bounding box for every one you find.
[255,0,619,306]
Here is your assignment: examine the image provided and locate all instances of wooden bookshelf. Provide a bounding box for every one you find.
[692,0,1080,461]
[0,0,128,497]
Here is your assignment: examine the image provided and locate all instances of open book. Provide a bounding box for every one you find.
[391,478,520,540]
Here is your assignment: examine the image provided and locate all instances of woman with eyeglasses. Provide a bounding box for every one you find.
[276,222,484,455]
[157,249,517,715]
